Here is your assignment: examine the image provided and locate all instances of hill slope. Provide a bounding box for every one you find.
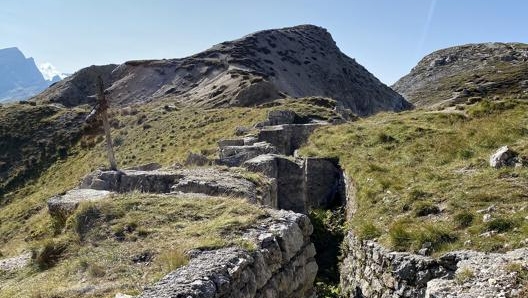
[33,25,410,116]
[302,98,528,253]
[393,42,528,108]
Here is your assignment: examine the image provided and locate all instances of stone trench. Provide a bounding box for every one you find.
[42,109,528,298]
[45,109,348,298]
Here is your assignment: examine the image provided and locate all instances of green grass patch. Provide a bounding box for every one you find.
[0,194,265,297]
[300,98,528,253]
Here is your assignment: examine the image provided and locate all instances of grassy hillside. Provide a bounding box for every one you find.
[0,102,87,196]
[0,194,264,297]
[301,98,528,254]
[0,97,341,297]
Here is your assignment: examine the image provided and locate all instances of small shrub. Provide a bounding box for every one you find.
[455,267,474,284]
[88,263,106,277]
[113,135,124,147]
[357,222,381,240]
[157,248,188,272]
[414,224,457,251]
[458,148,474,159]
[484,217,516,233]
[454,211,474,229]
[413,201,440,217]
[33,239,69,270]
[69,203,102,240]
[408,189,432,201]
[389,222,412,251]
[505,262,528,283]
[376,132,397,144]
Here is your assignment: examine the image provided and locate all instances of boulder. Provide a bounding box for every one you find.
[47,189,113,219]
[217,142,278,167]
[489,145,518,168]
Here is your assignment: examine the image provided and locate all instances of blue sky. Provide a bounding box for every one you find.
[1,0,527,84]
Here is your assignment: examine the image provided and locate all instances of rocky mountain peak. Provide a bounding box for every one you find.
[0,47,49,102]
[393,42,528,107]
[34,25,410,116]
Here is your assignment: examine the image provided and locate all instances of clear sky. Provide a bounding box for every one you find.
[1,0,527,84]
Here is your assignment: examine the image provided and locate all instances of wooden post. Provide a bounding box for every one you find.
[95,76,118,171]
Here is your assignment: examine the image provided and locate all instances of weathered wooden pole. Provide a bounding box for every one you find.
[95,76,118,171]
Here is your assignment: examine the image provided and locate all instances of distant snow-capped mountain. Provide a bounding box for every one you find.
[38,62,68,82]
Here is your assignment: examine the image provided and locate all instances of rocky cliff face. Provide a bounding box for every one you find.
[0,47,49,102]
[393,42,528,108]
[33,25,410,116]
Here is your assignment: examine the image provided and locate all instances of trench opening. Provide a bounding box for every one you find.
[309,165,347,297]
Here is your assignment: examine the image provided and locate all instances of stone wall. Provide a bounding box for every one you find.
[340,231,451,298]
[340,230,528,298]
[139,210,318,298]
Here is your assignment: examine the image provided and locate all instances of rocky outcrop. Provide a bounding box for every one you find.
[217,109,331,167]
[0,252,32,272]
[258,123,326,156]
[426,249,528,298]
[47,188,113,219]
[139,210,317,298]
[340,232,450,298]
[489,145,521,168]
[32,25,410,116]
[393,42,528,107]
[218,142,279,167]
[78,168,273,205]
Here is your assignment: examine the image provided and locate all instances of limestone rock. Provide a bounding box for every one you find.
[255,110,299,127]
[243,155,344,214]
[489,145,518,168]
[257,123,327,155]
[47,188,113,219]
[171,168,260,202]
[218,141,278,167]
[0,252,32,271]
[426,248,528,298]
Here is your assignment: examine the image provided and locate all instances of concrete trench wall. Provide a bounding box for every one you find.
[243,155,345,214]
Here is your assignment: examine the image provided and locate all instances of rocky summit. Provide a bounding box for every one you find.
[393,42,528,108]
[33,25,410,116]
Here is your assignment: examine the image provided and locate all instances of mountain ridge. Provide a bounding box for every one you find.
[33,25,411,116]
[393,42,528,107]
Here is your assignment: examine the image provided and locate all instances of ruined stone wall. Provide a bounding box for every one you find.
[139,210,318,298]
[340,231,450,298]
